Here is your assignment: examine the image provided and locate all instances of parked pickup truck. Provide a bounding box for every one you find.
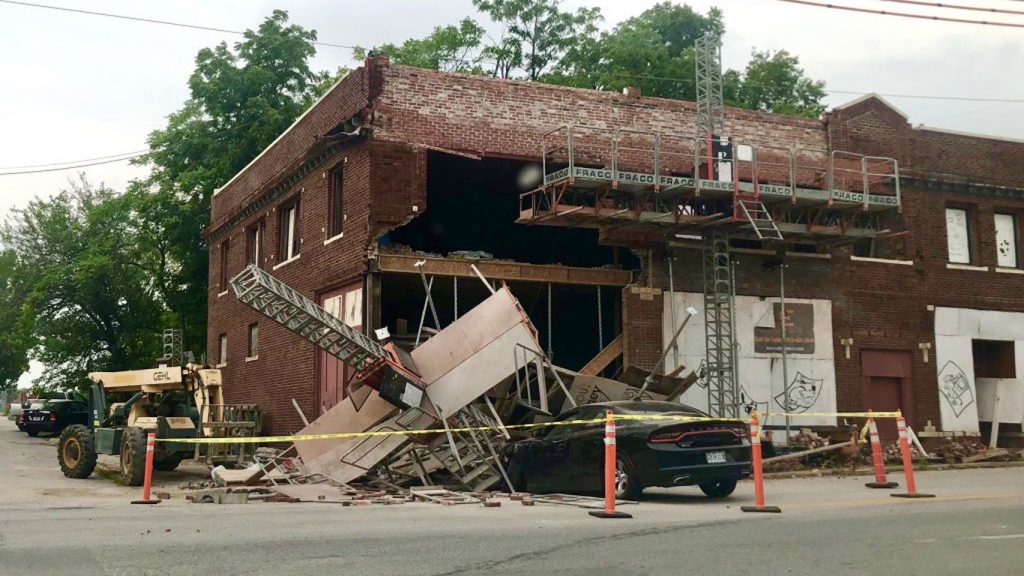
[8,401,43,430]
[21,399,89,437]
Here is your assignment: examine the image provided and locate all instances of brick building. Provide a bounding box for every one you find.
[207,56,1024,441]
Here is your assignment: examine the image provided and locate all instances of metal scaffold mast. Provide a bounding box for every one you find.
[230,265,389,373]
[696,33,740,418]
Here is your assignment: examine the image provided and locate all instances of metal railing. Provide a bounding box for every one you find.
[537,124,901,213]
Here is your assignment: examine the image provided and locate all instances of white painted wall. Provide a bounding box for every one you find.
[663,293,838,427]
[933,307,1024,432]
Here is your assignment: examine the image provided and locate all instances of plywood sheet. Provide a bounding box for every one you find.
[294,392,397,465]
[561,375,666,413]
[411,287,532,384]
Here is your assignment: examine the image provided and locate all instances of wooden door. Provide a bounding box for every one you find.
[867,376,903,441]
[318,282,364,414]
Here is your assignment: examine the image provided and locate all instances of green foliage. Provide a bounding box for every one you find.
[355,18,485,73]
[474,0,602,80]
[134,10,335,356]
[724,50,827,118]
[1,178,162,390]
[546,2,722,99]
[0,248,33,391]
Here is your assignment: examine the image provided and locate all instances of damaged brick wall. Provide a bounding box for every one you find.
[621,286,664,371]
[208,142,374,434]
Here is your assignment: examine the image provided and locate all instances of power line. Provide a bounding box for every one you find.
[775,0,1024,27]
[0,0,358,50]
[0,154,147,176]
[598,71,1024,103]
[878,0,1024,16]
[0,150,148,170]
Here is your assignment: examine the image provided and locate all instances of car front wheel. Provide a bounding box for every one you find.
[699,478,738,499]
[614,457,643,501]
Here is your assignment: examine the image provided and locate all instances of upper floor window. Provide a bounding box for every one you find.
[995,213,1019,269]
[218,333,228,367]
[247,323,259,359]
[328,166,344,239]
[278,198,301,262]
[218,238,230,292]
[246,221,264,268]
[945,207,973,264]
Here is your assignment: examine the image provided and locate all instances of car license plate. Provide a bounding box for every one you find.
[29,416,43,421]
[706,451,727,464]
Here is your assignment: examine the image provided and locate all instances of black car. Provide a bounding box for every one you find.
[504,400,751,500]
[21,399,89,437]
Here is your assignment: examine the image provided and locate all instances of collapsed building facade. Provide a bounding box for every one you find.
[207,55,1024,449]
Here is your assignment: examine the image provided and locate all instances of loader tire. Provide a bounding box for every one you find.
[153,453,183,472]
[120,427,148,486]
[59,425,97,479]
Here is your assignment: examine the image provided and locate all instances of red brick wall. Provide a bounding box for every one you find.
[645,181,1024,430]
[210,64,372,230]
[827,96,1024,189]
[621,286,664,371]
[207,58,1024,434]
[207,142,374,434]
[370,64,829,172]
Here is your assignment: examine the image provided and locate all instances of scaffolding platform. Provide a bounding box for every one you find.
[518,125,901,244]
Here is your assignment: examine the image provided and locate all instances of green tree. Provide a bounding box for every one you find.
[354,18,485,73]
[0,248,33,391]
[725,49,827,118]
[135,10,333,356]
[547,2,722,97]
[474,0,602,80]
[1,178,162,391]
[547,3,825,118]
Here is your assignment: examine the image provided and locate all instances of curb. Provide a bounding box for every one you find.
[763,460,1024,480]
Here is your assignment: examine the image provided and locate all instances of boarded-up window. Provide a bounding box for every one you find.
[945,208,971,264]
[995,213,1018,268]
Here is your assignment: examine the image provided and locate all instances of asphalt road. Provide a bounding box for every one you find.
[1,419,1022,576]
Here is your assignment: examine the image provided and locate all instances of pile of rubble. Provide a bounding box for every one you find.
[186,264,700,505]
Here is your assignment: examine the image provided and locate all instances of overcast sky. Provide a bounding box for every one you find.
[1,0,1022,387]
[1,0,1022,222]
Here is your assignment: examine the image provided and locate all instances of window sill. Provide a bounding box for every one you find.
[217,290,229,298]
[272,254,301,270]
[245,355,259,363]
[324,232,344,246]
[215,363,227,369]
[946,263,989,272]
[850,255,914,266]
[786,251,831,260]
[996,267,1024,275]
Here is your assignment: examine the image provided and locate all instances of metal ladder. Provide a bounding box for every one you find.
[735,198,783,241]
[229,265,387,372]
[702,232,740,418]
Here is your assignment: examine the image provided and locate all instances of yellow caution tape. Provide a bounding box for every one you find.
[155,410,899,445]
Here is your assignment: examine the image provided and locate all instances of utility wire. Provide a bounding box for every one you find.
[0,150,148,170]
[775,0,1024,27]
[0,0,358,50]
[0,154,147,176]
[597,71,1024,103]
[878,0,1024,16]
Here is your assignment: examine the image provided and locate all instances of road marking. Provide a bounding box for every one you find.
[962,534,1024,541]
